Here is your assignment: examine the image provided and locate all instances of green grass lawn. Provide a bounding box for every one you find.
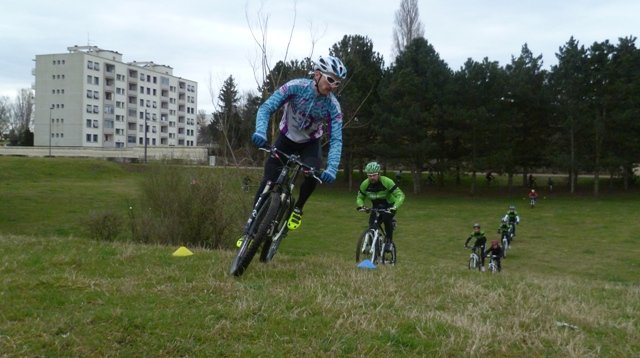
[0,157,639,356]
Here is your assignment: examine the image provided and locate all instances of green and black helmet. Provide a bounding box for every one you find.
[364,161,381,174]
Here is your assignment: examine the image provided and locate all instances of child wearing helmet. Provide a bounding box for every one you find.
[248,55,347,235]
[502,205,520,237]
[484,240,504,272]
[497,218,512,245]
[356,161,405,249]
[465,223,488,270]
[528,188,538,208]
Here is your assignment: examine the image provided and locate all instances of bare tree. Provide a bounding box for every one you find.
[12,89,34,131]
[0,96,10,138]
[392,0,425,58]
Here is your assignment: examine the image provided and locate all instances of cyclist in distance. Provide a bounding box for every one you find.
[502,205,520,237]
[465,223,488,271]
[528,188,538,207]
[356,161,405,251]
[241,55,346,245]
[485,240,504,271]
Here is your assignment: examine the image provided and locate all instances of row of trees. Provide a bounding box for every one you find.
[203,33,640,196]
[0,89,35,146]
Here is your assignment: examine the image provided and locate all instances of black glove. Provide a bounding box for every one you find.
[389,207,397,214]
[356,206,366,212]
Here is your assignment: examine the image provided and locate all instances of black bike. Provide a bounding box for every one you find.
[229,147,321,277]
[355,208,397,265]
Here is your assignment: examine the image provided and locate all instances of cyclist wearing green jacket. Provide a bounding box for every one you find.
[497,219,512,244]
[356,162,405,248]
[465,223,488,271]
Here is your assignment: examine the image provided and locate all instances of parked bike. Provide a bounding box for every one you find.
[229,147,322,277]
[355,208,397,265]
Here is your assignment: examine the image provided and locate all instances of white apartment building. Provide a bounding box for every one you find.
[33,45,198,149]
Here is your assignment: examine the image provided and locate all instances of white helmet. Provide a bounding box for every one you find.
[313,55,347,79]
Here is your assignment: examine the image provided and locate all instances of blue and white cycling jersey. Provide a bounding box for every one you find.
[255,78,343,177]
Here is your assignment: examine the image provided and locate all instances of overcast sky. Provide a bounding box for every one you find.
[1,0,638,113]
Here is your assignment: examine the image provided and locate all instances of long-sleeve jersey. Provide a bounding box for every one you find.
[465,231,487,248]
[485,245,504,258]
[503,210,520,224]
[255,78,343,176]
[356,176,405,209]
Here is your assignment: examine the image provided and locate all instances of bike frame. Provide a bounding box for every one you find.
[488,255,500,273]
[230,147,321,276]
[468,247,481,271]
[357,208,395,264]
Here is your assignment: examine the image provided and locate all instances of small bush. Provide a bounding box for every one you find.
[86,210,122,242]
[128,164,251,249]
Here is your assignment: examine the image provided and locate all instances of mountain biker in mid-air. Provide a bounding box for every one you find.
[356,161,405,252]
[236,55,347,247]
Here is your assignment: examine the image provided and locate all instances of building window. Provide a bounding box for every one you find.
[86,105,92,113]
[86,119,92,128]
[87,75,92,84]
[87,61,93,69]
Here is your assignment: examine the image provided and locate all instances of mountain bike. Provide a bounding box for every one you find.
[508,222,517,239]
[488,254,500,273]
[355,208,397,265]
[500,231,510,257]
[465,246,483,271]
[229,147,321,277]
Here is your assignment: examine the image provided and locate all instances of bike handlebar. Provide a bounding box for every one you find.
[357,207,393,214]
[259,146,323,183]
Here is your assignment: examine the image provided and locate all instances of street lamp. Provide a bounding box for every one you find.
[144,109,148,163]
[48,104,54,157]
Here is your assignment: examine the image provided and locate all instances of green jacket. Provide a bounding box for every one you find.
[356,176,405,209]
[465,231,487,247]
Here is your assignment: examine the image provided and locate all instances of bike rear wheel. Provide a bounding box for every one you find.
[355,229,374,262]
[381,241,397,265]
[229,192,279,277]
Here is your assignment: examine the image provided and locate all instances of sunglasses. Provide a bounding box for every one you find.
[322,72,340,86]
[367,173,379,178]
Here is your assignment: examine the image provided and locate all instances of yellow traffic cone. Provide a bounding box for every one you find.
[172,246,194,257]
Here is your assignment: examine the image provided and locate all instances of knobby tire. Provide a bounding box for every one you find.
[230,192,278,277]
[355,229,374,262]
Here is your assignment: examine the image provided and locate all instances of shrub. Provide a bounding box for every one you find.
[128,164,251,249]
[86,210,122,242]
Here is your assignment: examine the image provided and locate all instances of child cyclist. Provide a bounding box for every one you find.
[465,223,488,271]
[502,205,520,237]
[497,218,512,245]
[356,162,405,252]
[485,240,504,271]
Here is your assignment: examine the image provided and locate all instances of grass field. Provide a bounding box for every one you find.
[0,157,639,356]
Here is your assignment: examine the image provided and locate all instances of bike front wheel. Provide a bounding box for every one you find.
[355,229,374,262]
[468,254,478,270]
[502,237,509,257]
[229,192,279,277]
